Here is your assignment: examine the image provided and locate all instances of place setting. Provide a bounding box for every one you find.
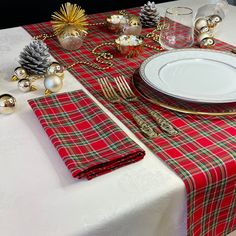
[132,48,236,116]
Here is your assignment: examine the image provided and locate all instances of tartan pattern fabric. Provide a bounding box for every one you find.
[28,90,145,180]
[24,7,236,236]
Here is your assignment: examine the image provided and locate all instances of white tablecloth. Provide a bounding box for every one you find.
[0,0,235,235]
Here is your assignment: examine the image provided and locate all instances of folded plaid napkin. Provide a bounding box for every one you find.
[28,90,145,179]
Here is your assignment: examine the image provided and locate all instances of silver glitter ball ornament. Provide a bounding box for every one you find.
[44,74,63,93]
[18,79,32,92]
[14,67,28,80]
[47,62,65,78]
[0,94,16,114]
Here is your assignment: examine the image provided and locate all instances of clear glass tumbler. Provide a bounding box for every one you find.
[160,7,194,49]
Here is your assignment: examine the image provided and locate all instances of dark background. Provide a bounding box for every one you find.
[0,0,172,29]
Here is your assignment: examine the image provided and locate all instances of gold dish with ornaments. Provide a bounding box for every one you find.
[106,14,128,33]
[121,15,142,35]
[106,13,142,35]
[115,35,144,58]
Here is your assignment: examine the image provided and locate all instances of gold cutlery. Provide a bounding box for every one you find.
[114,75,179,136]
[98,77,159,139]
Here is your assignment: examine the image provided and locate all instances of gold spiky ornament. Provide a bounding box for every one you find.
[51,2,88,50]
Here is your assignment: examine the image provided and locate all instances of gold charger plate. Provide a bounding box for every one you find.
[131,69,236,116]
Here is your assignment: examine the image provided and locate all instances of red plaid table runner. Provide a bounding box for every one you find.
[24,7,236,236]
[28,90,145,180]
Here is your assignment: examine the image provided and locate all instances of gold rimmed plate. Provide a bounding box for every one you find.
[139,49,236,103]
[131,69,236,116]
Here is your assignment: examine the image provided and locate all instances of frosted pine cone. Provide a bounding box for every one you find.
[140,1,160,27]
[19,40,50,75]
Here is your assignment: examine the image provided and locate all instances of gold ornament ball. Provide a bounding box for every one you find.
[47,62,65,78]
[0,94,16,114]
[195,18,208,31]
[207,15,222,28]
[14,67,28,80]
[197,32,213,43]
[44,74,63,93]
[200,37,215,48]
[57,25,86,51]
[199,26,210,34]
[18,79,31,92]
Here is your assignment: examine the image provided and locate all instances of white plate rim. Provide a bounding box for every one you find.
[139,49,236,103]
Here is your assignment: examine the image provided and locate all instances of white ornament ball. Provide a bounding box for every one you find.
[18,79,31,92]
[44,74,63,93]
[195,18,208,31]
[14,67,28,80]
[0,94,16,114]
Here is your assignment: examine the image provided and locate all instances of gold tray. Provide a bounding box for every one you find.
[131,69,236,116]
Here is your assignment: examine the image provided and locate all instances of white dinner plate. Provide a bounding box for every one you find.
[139,49,236,103]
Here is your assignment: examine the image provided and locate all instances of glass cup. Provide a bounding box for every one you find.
[160,7,194,49]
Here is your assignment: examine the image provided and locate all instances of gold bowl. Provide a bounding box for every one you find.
[106,14,128,33]
[115,35,144,58]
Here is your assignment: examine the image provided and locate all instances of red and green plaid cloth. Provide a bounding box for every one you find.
[24,7,236,236]
[28,90,145,180]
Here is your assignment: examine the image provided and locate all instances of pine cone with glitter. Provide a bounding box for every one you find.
[140,1,160,27]
[19,40,50,75]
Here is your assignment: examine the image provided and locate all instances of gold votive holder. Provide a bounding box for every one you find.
[57,26,87,51]
[106,14,128,33]
[122,15,142,36]
[115,35,144,58]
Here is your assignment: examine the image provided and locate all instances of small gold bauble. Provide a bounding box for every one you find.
[0,94,16,114]
[207,15,222,28]
[197,32,213,43]
[122,15,142,35]
[57,25,86,51]
[18,79,37,93]
[199,26,210,34]
[14,67,28,80]
[200,37,215,48]
[195,18,208,31]
[44,74,63,94]
[47,62,65,78]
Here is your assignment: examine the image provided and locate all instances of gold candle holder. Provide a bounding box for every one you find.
[106,14,128,33]
[122,15,142,36]
[115,35,144,58]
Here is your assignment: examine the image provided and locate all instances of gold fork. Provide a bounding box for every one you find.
[98,77,159,139]
[114,75,179,136]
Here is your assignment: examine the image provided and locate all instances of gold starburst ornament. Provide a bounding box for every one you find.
[51,2,88,50]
